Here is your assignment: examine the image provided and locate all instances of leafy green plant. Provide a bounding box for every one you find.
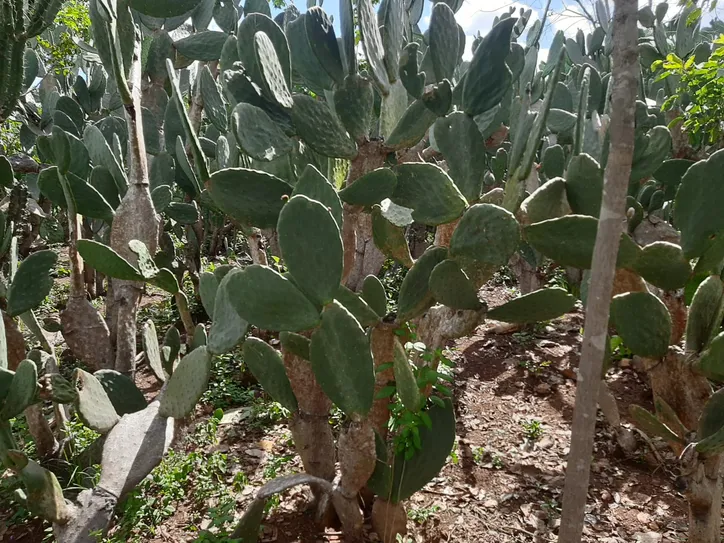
[521,419,544,441]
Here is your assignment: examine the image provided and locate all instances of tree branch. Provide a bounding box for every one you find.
[558,0,639,540]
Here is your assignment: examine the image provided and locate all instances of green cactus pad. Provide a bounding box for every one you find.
[632,242,691,291]
[159,346,212,419]
[285,13,334,91]
[67,172,115,223]
[279,331,311,360]
[232,103,292,162]
[50,127,71,174]
[449,204,520,267]
[76,240,142,281]
[399,42,425,99]
[83,125,127,193]
[696,332,724,382]
[0,368,13,402]
[629,405,684,445]
[199,272,219,319]
[199,66,227,132]
[385,99,438,150]
[675,149,724,258]
[290,95,357,159]
[698,388,724,442]
[433,112,487,203]
[151,186,173,212]
[0,360,38,420]
[525,215,641,269]
[278,195,343,307]
[542,145,566,178]
[335,285,381,327]
[129,0,203,18]
[162,326,182,371]
[429,2,459,82]
[73,368,120,433]
[397,247,449,322]
[387,398,456,502]
[208,270,250,355]
[361,275,387,318]
[391,163,467,226]
[14,455,69,523]
[45,373,79,406]
[304,7,344,85]
[333,74,375,141]
[7,251,58,317]
[191,324,208,350]
[292,165,343,228]
[610,292,671,358]
[428,259,483,311]
[565,153,603,217]
[226,265,321,331]
[339,168,397,207]
[546,108,577,133]
[686,275,724,353]
[254,31,294,109]
[174,31,227,61]
[142,320,166,382]
[520,178,571,224]
[207,168,292,229]
[243,337,298,412]
[372,204,413,268]
[462,17,516,116]
[393,339,422,412]
[630,126,672,183]
[654,158,694,200]
[357,0,390,92]
[310,301,375,416]
[95,370,147,415]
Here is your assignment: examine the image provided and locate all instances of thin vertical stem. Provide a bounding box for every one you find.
[558,0,639,540]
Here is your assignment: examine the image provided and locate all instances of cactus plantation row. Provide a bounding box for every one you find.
[0,0,723,541]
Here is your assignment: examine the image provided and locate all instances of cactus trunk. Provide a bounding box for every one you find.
[369,324,395,437]
[684,455,723,543]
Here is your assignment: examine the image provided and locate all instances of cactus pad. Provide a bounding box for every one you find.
[310,301,375,416]
[291,95,357,159]
[232,103,292,162]
[279,331,311,361]
[391,163,467,226]
[335,285,381,327]
[226,265,321,331]
[371,205,414,268]
[159,346,212,419]
[243,337,298,412]
[361,275,387,318]
[95,370,147,415]
[278,195,343,307]
[0,360,38,420]
[428,259,483,311]
[339,168,397,207]
[610,292,671,358]
[77,240,143,281]
[143,320,166,382]
[208,269,250,355]
[696,332,724,382]
[632,242,691,291]
[129,0,203,17]
[686,275,724,353]
[207,168,292,229]
[397,247,448,322]
[199,272,219,319]
[565,153,603,217]
[629,405,684,445]
[449,204,520,267]
[675,149,724,258]
[7,251,58,317]
[392,339,421,412]
[520,178,571,224]
[433,112,487,203]
[73,368,120,433]
[292,165,343,228]
[487,287,576,324]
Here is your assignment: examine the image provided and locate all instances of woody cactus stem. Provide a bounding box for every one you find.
[108,16,159,376]
[282,346,336,513]
[0,0,63,121]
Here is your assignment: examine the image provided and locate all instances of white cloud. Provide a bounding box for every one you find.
[453,0,542,60]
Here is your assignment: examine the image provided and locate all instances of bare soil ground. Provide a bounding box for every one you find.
[0,282,700,543]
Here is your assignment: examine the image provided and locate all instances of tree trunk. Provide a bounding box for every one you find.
[684,454,723,543]
[558,1,639,540]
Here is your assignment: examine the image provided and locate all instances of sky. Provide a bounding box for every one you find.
[280,0,724,64]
